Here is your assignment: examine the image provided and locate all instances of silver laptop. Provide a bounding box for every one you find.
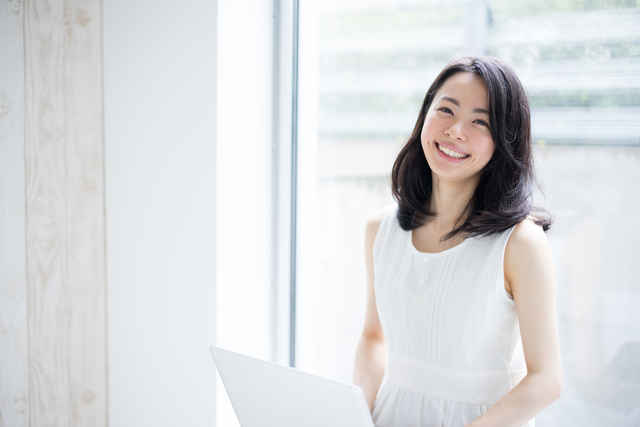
[210,346,375,427]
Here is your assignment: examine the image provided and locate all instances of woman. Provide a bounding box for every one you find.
[353,56,562,427]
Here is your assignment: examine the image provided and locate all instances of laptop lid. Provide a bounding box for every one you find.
[210,346,375,427]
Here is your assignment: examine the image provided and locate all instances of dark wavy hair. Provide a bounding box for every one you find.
[391,56,551,239]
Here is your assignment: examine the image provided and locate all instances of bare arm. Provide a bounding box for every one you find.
[352,207,389,412]
[466,219,563,427]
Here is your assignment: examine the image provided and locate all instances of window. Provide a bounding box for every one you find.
[296,0,640,424]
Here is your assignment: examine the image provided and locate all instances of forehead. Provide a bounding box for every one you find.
[435,72,489,106]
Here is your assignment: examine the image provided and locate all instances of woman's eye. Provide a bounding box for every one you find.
[439,107,453,114]
[474,119,489,127]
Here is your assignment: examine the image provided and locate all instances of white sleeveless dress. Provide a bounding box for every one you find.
[371,205,534,427]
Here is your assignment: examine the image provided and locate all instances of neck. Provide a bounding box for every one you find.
[428,173,479,232]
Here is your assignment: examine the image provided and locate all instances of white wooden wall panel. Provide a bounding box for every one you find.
[0,0,107,425]
[63,1,107,425]
[0,1,29,426]
[24,0,70,424]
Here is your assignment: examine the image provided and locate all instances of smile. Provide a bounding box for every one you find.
[436,142,469,159]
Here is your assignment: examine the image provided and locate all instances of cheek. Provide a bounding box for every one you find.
[480,139,496,163]
[420,116,436,144]
[420,128,428,147]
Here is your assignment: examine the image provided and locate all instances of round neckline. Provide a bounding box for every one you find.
[408,228,473,257]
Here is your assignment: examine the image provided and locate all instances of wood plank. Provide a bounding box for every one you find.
[0,1,29,426]
[63,0,108,425]
[24,0,70,425]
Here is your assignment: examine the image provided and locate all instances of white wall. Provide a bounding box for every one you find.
[215,0,274,361]
[215,1,275,425]
[104,0,277,426]
[103,1,218,426]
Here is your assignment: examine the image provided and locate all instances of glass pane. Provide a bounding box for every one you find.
[297,1,640,425]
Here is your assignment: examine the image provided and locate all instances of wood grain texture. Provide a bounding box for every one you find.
[0,1,29,426]
[63,0,107,425]
[1,0,107,425]
[24,0,71,424]
[23,0,107,425]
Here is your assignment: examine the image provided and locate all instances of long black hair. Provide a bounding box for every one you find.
[391,56,551,239]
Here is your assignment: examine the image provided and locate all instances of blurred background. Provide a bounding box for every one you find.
[0,0,638,426]
[297,1,640,427]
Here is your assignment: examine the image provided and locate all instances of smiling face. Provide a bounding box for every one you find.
[421,72,495,185]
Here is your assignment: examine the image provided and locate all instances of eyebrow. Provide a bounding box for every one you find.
[440,96,490,115]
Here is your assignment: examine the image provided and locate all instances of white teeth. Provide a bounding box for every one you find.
[437,143,468,159]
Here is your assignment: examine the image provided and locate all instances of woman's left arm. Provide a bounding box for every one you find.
[467,219,563,427]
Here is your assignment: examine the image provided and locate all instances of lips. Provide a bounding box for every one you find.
[435,142,470,159]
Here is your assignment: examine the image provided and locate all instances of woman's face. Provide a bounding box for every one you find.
[421,72,495,184]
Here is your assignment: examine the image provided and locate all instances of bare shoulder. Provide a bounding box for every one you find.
[365,205,393,242]
[506,218,548,257]
[504,218,555,290]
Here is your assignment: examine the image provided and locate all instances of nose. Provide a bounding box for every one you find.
[445,119,466,141]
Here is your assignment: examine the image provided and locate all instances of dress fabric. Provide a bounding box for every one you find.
[371,205,534,427]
